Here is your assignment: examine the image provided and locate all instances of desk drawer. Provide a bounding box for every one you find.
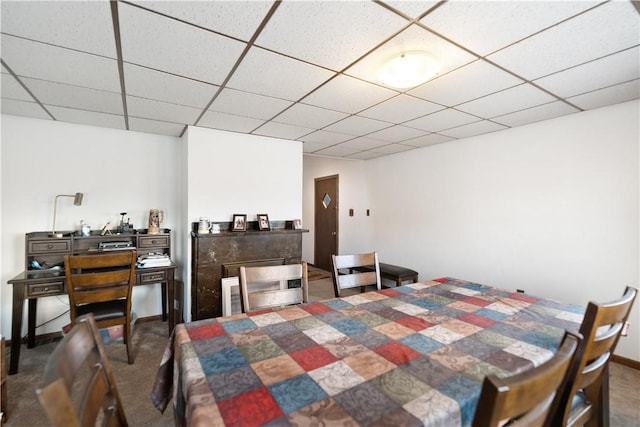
[29,240,71,254]
[27,281,64,297]
[138,270,166,284]
[139,236,169,248]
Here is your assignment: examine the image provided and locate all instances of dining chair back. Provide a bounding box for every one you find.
[473,331,582,427]
[64,251,137,364]
[549,286,637,427]
[239,262,309,312]
[331,252,381,297]
[36,313,128,427]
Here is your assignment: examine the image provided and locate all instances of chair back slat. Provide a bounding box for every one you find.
[36,314,128,427]
[239,263,308,312]
[331,252,382,297]
[549,286,637,427]
[473,331,581,427]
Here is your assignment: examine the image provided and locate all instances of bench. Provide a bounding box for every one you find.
[352,262,419,287]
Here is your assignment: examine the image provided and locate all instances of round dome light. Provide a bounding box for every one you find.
[377,51,439,89]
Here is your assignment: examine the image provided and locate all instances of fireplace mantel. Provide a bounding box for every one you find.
[190,225,306,320]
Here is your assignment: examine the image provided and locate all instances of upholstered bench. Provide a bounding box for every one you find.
[352,262,419,286]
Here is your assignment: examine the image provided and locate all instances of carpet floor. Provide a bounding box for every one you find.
[4,273,639,426]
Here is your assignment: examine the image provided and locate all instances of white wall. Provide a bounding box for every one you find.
[301,155,374,264]
[302,101,639,361]
[1,115,182,338]
[183,126,303,320]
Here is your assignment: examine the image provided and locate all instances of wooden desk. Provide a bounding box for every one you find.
[7,263,176,375]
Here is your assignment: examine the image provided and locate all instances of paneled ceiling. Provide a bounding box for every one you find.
[1,1,639,160]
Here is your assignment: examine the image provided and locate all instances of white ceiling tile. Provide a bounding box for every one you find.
[227,47,335,101]
[567,80,640,110]
[534,47,640,98]
[129,117,185,137]
[402,133,455,148]
[302,75,397,115]
[1,73,33,101]
[439,120,507,139]
[119,3,245,85]
[409,60,523,106]
[253,121,314,140]
[298,130,353,145]
[47,105,125,130]
[302,141,334,153]
[338,137,389,151]
[256,1,408,71]
[456,84,556,118]
[345,151,385,160]
[421,1,597,56]
[492,101,580,128]
[315,145,361,157]
[273,104,348,129]
[0,1,116,57]
[404,108,479,132]
[198,110,266,133]
[365,125,426,143]
[345,25,476,88]
[381,1,439,20]
[208,88,292,121]
[487,2,639,80]
[358,94,443,123]
[135,1,273,41]
[23,78,123,114]
[323,115,391,136]
[124,63,218,109]
[1,99,51,120]
[1,36,121,92]
[370,143,415,155]
[126,96,202,124]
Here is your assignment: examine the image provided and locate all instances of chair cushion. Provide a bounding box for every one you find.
[378,263,418,277]
[77,300,127,322]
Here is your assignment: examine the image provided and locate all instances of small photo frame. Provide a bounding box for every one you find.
[257,214,270,231]
[293,219,302,230]
[232,214,246,231]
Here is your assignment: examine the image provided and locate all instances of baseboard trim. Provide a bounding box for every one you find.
[612,354,640,370]
[6,314,166,346]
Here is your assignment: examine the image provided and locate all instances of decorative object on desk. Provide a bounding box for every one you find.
[50,192,83,238]
[198,217,211,234]
[148,209,164,234]
[293,219,302,230]
[232,214,246,231]
[257,214,270,231]
[211,223,221,234]
[80,220,90,237]
[100,221,111,235]
[118,212,133,233]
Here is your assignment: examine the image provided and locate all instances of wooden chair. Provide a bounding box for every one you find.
[331,252,382,297]
[239,262,309,312]
[473,331,582,427]
[549,286,637,427]
[64,251,137,364]
[36,313,128,427]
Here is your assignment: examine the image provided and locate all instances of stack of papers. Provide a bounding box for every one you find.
[137,253,172,268]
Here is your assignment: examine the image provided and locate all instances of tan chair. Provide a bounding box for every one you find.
[239,262,309,312]
[36,313,128,427]
[64,251,137,364]
[331,252,382,297]
[473,331,582,427]
[549,286,637,427]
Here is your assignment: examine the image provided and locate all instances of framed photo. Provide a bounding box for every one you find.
[232,214,246,231]
[257,214,270,231]
[293,219,302,230]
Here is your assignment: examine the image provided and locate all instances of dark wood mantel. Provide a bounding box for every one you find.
[190,224,307,320]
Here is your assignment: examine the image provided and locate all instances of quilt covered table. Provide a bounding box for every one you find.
[152,278,583,426]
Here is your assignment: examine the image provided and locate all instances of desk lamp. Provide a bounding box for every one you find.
[51,192,83,238]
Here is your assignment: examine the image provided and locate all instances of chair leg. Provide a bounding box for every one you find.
[124,322,134,364]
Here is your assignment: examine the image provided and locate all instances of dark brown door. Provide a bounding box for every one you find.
[314,175,338,271]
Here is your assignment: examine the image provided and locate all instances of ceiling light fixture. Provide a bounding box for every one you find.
[377,51,439,89]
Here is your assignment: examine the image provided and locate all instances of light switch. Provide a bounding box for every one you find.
[366,209,370,216]
[349,209,354,216]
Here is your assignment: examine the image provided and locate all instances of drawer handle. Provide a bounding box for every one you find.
[47,244,53,249]
[152,240,158,244]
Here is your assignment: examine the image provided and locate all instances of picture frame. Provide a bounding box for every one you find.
[257,214,270,231]
[293,219,302,230]
[232,214,247,232]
